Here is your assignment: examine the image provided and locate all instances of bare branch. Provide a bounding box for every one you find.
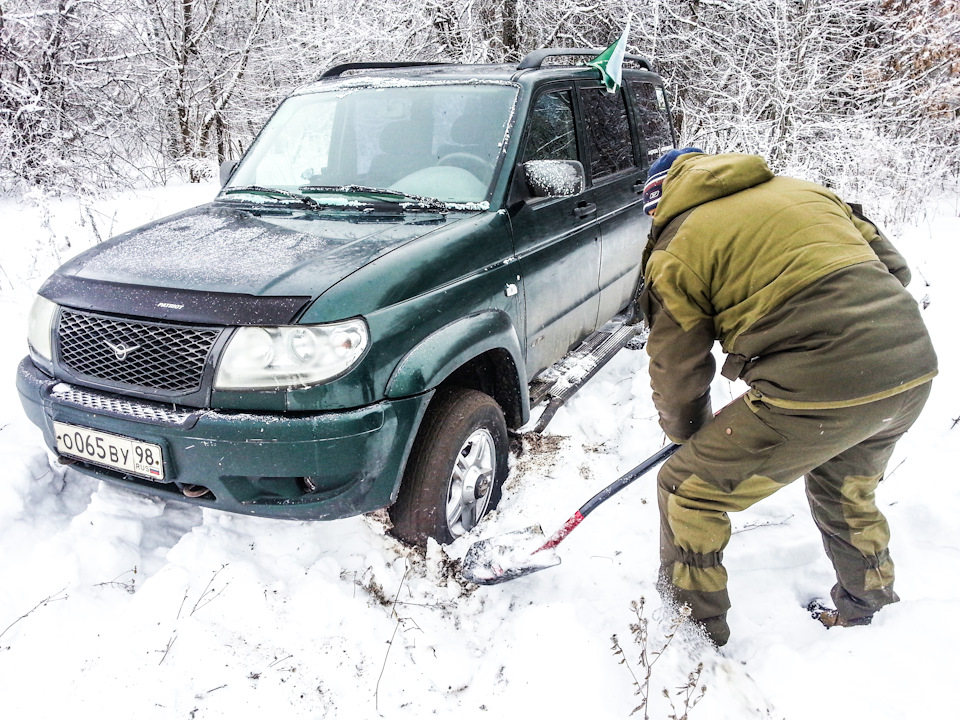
[0,587,69,643]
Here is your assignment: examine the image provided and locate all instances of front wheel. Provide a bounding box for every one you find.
[389,387,508,547]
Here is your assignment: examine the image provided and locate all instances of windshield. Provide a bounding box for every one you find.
[224,83,518,206]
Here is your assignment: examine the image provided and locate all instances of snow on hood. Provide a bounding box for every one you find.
[56,203,452,298]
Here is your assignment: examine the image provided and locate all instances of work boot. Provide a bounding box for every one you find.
[692,614,730,647]
[807,599,873,629]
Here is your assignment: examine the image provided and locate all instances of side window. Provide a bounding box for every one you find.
[520,90,578,163]
[629,81,675,166]
[580,88,636,180]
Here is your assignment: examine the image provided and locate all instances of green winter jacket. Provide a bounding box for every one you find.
[640,153,937,442]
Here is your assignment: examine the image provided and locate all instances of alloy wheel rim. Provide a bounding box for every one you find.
[445,428,496,537]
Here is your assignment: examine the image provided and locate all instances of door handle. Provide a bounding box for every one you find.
[633,180,645,194]
[573,202,597,219]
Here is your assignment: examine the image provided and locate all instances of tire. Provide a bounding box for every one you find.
[389,387,509,547]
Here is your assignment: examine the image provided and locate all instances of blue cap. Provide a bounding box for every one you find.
[642,147,704,215]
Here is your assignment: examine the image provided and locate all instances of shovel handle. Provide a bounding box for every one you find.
[535,511,585,552]
[579,442,680,518]
[532,442,680,555]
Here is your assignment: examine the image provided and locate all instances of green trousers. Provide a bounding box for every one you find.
[657,382,931,644]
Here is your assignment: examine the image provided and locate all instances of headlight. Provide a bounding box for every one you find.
[27,295,59,362]
[214,319,369,389]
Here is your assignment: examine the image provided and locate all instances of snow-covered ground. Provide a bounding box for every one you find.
[0,185,956,719]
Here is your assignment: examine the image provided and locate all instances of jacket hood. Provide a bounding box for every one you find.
[653,153,775,226]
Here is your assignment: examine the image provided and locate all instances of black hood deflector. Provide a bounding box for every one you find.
[40,275,310,326]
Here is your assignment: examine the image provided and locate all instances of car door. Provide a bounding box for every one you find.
[507,86,601,379]
[578,82,649,324]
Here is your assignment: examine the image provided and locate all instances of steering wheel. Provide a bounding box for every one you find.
[437,152,493,179]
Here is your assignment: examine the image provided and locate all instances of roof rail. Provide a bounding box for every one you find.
[319,61,444,78]
[517,48,653,72]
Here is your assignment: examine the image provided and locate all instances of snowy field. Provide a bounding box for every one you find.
[0,184,956,719]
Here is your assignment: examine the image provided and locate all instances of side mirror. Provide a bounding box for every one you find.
[219,159,238,187]
[522,160,585,198]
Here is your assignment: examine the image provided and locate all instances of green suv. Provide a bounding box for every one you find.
[17,49,676,546]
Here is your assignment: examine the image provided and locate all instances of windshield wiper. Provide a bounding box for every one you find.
[299,185,447,212]
[221,185,320,208]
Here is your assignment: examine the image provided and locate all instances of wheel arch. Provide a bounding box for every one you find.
[385,310,529,428]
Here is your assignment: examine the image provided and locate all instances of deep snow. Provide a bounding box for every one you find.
[0,184,957,719]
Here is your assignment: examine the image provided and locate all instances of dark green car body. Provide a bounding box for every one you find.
[17,53,675,528]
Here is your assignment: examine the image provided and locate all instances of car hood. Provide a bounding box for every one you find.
[41,202,468,324]
[56,202,455,296]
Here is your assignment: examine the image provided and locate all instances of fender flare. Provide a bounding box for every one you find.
[385,310,529,422]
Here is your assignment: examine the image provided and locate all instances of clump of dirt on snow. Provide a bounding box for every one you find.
[509,432,566,477]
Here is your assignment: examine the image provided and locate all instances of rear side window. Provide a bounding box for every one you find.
[628,81,675,166]
[580,88,636,180]
[521,91,578,163]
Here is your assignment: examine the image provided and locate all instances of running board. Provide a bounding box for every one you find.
[528,314,646,433]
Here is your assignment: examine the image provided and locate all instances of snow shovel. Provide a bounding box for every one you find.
[461,442,680,585]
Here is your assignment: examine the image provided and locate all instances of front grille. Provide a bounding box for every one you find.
[57,310,221,393]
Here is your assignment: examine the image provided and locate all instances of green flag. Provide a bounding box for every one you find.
[586,20,631,93]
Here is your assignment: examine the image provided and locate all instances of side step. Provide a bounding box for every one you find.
[527,314,647,433]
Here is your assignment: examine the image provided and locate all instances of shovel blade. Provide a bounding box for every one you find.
[460,525,561,585]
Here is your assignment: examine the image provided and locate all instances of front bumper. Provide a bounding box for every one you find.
[16,358,430,520]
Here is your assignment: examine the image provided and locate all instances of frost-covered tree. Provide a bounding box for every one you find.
[623,0,960,224]
[1,0,956,224]
[0,0,149,188]
[139,0,275,180]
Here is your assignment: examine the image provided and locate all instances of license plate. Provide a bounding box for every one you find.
[54,422,165,480]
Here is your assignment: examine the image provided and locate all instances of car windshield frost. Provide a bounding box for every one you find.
[223,83,518,206]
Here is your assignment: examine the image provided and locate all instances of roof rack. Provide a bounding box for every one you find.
[319,61,444,78]
[517,48,653,72]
